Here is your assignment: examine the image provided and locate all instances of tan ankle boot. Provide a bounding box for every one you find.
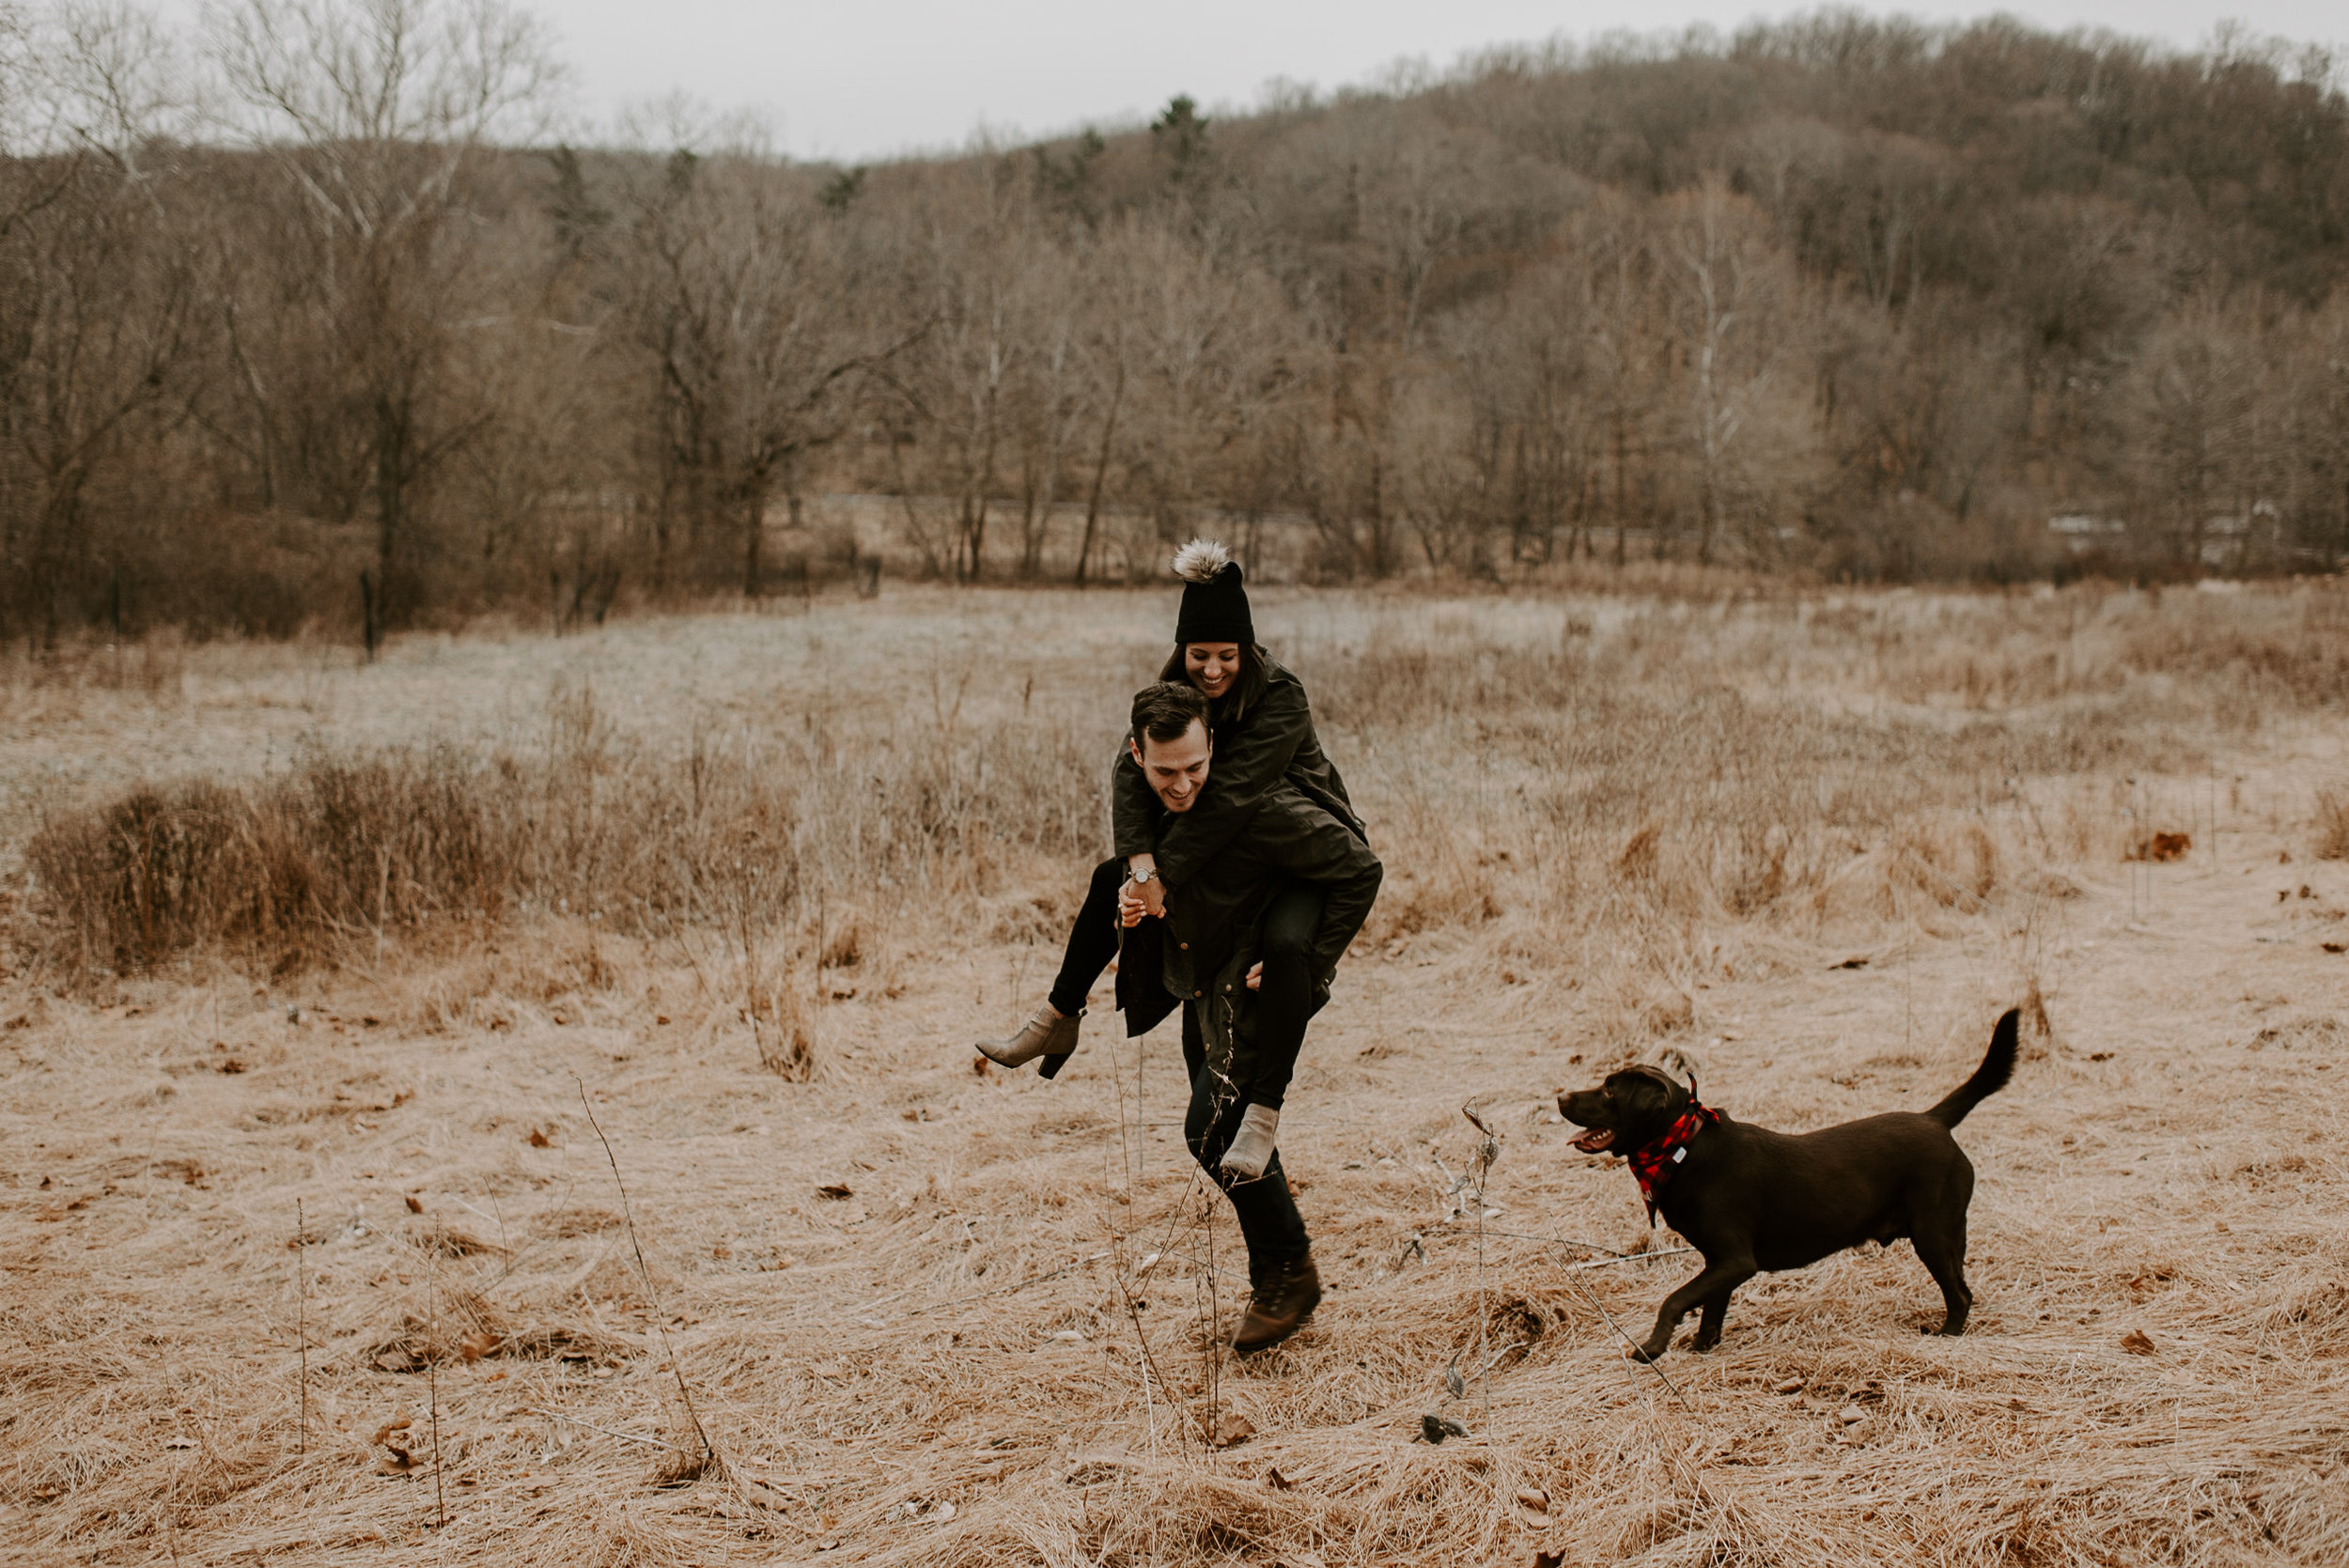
[975,1004,1080,1070]
[1233,1254,1321,1354]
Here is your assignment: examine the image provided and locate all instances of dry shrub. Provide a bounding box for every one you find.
[819,910,867,969]
[25,689,1103,980]
[1891,817,1999,908]
[2315,787,2349,861]
[746,962,817,1080]
[1375,863,1500,938]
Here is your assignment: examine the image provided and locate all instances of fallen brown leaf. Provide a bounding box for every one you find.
[2127,831,2191,862]
[404,1194,425,1213]
[371,1408,413,1445]
[1516,1484,1550,1514]
[1213,1413,1255,1448]
[816,1183,854,1200]
[459,1330,501,1362]
[2122,1329,2157,1356]
[526,1126,555,1148]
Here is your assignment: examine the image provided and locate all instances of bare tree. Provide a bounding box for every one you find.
[0,1,201,645]
[202,0,561,617]
[1661,179,1793,564]
[611,132,891,595]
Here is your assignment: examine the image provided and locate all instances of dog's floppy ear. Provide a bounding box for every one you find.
[1608,1065,1684,1126]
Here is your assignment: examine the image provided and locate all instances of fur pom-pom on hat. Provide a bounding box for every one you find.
[1172,537,1233,583]
[1172,538,1252,644]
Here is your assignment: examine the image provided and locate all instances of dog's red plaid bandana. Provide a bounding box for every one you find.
[1626,1100,1719,1225]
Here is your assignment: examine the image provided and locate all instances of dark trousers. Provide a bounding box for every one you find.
[1047,857,1128,1019]
[1049,858,1324,1112]
[1048,857,1318,1278]
[1183,1003,1311,1278]
[1246,880,1324,1111]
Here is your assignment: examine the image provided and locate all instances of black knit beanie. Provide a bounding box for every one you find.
[1171,538,1253,644]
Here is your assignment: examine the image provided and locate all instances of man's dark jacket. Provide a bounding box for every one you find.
[1114,782,1381,1072]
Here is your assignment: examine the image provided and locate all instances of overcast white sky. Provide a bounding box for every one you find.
[522,0,2345,161]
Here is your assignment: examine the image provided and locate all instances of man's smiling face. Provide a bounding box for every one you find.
[1131,718,1211,813]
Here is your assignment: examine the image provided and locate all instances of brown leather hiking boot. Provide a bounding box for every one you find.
[1233,1255,1321,1354]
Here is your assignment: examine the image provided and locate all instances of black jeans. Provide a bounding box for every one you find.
[1244,880,1324,1111]
[1049,859,1325,1113]
[1183,1002,1311,1277]
[1048,857,1128,1018]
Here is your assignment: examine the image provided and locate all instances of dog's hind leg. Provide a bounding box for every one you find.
[1911,1212,1973,1335]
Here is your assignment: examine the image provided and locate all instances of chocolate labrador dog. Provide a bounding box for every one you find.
[1559,1008,2018,1360]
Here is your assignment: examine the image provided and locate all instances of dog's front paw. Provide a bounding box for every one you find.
[1624,1343,1669,1364]
[1688,1334,1721,1354]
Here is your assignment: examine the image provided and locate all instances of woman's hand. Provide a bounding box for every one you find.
[1245,962,1263,990]
[1127,854,1167,919]
[1118,889,1146,928]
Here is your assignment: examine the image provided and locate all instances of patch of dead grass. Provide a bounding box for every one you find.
[6,582,2349,1565]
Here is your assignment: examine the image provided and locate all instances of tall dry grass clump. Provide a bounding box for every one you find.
[2315,787,2349,861]
[24,684,1106,981]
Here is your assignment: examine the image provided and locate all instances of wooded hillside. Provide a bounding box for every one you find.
[5,2,2346,640]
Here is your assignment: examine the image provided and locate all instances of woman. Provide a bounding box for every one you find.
[976,537,1362,1155]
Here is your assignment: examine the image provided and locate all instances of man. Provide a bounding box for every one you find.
[1114,680,1380,1353]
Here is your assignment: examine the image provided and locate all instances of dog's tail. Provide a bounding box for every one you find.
[1923,1008,2019,1129]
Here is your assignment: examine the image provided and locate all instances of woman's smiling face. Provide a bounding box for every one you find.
[1184,644,1242,699]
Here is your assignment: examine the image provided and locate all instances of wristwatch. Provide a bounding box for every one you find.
[1128,866,1159,886]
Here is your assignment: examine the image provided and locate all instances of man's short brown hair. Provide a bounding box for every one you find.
[1130,680,1208,747]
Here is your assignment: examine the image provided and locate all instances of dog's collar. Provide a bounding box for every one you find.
[1626,1099,1719,1225]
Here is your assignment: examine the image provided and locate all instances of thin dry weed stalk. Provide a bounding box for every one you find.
[428,1219,447,1528]
[295,1199,307,1460]
[574,1079,716,1479]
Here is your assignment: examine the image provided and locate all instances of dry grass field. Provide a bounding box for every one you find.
[4,577,2348,1567]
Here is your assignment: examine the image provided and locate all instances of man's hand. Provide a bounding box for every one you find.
[1127,854,1167,920]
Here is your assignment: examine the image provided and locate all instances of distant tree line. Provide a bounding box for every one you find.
[4,0,2348,644]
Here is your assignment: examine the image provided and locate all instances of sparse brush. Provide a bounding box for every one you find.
[2315,787,2349,861]
[24,699,1103,982]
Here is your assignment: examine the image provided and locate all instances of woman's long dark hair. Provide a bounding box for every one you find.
[1161,641,1270,733]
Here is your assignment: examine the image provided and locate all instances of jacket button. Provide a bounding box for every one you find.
[1192,989,1202,998]
[1179,941,1189,950]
